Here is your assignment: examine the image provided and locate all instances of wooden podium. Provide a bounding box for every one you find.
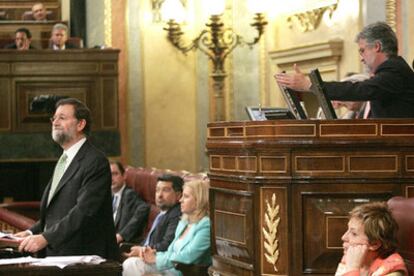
[206,119,414,275]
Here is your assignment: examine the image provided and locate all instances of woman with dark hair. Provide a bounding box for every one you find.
[335,202,407,275]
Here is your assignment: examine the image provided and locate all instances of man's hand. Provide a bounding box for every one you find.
[274,64,312,91]
[18,234,48,253]
[116,233,124,244]
[13,230,31,238]
[344,244,368,270]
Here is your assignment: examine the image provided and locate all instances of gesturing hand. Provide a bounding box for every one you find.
[273,64,312,92]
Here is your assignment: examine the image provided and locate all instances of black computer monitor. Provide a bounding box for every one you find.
[245,107,295,121]
[308,68,337,120]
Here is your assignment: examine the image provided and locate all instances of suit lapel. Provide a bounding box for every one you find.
[48,141,89,206]
[114,188,126,226]
[175,220,194,250]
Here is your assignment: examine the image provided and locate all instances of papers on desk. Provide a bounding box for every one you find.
[0,231,22,249]
[0,255,106,269]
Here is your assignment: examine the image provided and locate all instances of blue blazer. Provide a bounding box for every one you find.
[156,216,211,273]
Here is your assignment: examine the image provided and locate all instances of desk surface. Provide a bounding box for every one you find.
[0,260,122,276]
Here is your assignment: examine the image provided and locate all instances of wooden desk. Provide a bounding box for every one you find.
[0,261,122,276]
[207,119,414,275]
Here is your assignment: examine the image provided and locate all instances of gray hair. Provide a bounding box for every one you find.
[355,22,398,56]
[52,23,68,34]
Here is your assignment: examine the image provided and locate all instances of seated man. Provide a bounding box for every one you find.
[4,28,35,50]
[49,23,79,50]
[30,3,48,21]
[111,161,150,243]
[124,174,183,257]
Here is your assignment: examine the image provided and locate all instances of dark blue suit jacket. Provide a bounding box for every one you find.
[144,204,181,252]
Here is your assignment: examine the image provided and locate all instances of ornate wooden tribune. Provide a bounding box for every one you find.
[206,119,414,276]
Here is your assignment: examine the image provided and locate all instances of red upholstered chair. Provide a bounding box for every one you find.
[0,207,36,233]
[124,167,161,240]
[0,201,40,221]
[387,196,414,275]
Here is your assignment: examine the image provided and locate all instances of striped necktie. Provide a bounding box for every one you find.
[47,153,68,205]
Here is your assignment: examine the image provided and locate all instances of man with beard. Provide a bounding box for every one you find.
[123,174,183,260]
[15,98,119,260]
[274,22,414,118]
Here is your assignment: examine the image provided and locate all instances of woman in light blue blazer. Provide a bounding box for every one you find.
[123,180,211,276]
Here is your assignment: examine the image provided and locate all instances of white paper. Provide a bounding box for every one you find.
[0,256,37,266]
[0,255,106,269]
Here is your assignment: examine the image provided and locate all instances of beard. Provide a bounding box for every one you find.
[52,128,74,145]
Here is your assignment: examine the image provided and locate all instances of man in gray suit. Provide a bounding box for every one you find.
[16,98,118,260]
[110,161,149,243]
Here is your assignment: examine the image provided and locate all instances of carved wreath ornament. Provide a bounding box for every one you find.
[262,193,280,272]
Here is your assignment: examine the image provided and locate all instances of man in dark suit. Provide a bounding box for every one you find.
[110,161,150,243]
[124,174,183,258]
[275,22,414,118]
[49,23,79,50]
[16,98,118,260]
[4,28,35,50]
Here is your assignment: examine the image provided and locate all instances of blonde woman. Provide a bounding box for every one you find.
[123,180,211,276]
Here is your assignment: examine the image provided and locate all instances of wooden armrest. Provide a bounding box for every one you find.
[172,261,209,276]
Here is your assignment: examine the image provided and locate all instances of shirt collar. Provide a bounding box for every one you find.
[113,184,126,197]
[63,137,86,166]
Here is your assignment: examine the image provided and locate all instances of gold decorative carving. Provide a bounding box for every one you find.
[262,193,280,272]
[287,1,338,32]
[385,0,397,32]
[104,0,112,47]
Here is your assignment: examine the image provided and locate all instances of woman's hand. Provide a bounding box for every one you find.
[344,244,368,270]
[143,247,157,264]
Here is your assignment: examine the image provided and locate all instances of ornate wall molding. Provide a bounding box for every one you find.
[385,0,397,32]
[287,0,338,32]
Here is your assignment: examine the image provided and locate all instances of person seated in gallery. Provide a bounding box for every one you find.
[124,174,184,256]
[335,201,407,275]
[4,28,35,50]
[122,179,212,276]
[49,23,79,50]
[24,3,48,21]
[110,161,150,244]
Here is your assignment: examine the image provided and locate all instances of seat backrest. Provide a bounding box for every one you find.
[21,10,55,21]
[387,196,414,275]
[0,10,7,20]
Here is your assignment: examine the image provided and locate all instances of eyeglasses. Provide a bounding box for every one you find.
[50,115,75,123]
